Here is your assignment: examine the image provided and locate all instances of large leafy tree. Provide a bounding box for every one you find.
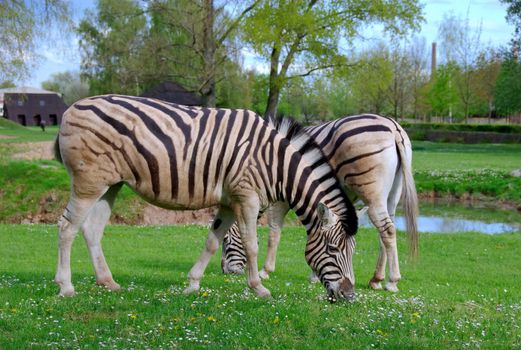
[0,0,72,82]
[242,0,424,117]
[78,0,147,95]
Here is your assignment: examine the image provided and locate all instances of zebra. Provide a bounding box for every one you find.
[221,114,418,292]
[53,94,358,300]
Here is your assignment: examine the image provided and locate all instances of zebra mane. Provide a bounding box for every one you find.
[269,117,325,168]
[269,117,356,236]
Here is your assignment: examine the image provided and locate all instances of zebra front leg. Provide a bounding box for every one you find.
[259,202,289,279]
[56,195,102,296]
[234,197,271,298]
[185,207,235,294]
[81,184,122,291]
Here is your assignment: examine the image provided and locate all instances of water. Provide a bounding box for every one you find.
[359,215,521,234]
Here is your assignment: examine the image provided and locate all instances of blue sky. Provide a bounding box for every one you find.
[24,0,515,87]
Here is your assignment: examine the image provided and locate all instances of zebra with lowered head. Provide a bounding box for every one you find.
[222,114,418,293]
[53,94,358,300]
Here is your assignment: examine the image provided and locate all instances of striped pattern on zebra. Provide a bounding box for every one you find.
[221,114,418,293]
[53,94,358,300]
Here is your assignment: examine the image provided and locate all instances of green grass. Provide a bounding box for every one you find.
[0,224,519,349]
[412,141,521,172]
[0,118,59,143]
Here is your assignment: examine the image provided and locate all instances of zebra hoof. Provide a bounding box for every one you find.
[384,282,399,293]
[97,279,121,291]
[369,280,383,290]
[183,284,200,295]
[58,286,76,297]
[254,285,272,298]
[259,269,270,280]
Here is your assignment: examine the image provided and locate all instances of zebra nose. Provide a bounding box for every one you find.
[339,278,356,301]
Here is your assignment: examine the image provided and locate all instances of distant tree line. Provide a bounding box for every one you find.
[2,0,521,123]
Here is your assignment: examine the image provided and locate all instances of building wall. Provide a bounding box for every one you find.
[3,93,68,126]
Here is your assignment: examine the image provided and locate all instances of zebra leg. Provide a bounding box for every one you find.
[369,236,387,290]
[233,197,271,298]
[55,191,107,296]
[81,183,122,291]
[385,171,405,292]
[185,207,235,294]
[368,205,400,293]
[259,201,289,279]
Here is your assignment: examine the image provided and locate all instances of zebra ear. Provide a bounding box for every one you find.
[317,203,337,229]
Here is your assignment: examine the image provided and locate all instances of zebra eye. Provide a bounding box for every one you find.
[327,244,340,254]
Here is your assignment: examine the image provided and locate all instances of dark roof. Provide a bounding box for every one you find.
[140,81,202,106]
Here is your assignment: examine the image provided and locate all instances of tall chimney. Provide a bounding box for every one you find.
[431,42,437,78]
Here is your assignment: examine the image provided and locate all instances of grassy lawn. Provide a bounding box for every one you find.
[412,141,521,172]
[0,224,520,349]
[0,118,59,143]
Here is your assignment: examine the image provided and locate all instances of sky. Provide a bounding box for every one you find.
[23,0,516,88]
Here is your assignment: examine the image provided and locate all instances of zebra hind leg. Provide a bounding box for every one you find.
[81,183,123,292]
[233,197,271,298]
[368,205,401,292]
[55,190,108,296]
[185,207,236,294]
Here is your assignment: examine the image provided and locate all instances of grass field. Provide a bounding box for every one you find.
[0,120,520,348]
[0,224,520,349]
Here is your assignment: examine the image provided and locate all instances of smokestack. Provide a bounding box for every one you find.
[431,42,437,78]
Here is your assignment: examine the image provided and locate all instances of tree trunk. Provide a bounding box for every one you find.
[265,82,281,119]
[264,45,282,118]
[201,0,216,107]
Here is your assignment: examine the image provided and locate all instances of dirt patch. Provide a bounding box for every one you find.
[142,205,217,225]
[0,135,15,139]
[12,141,54,160]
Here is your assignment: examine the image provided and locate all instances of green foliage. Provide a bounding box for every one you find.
[242,0,424,116]
[0,0,72,82]
[427,62,460,118]
[77,0,147,95]
[414,169,521,203]
[0,224,520,348]
[403,122,521,133]
[494,56,521,115]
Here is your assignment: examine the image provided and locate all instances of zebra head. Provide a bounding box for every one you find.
[305,203,356,302]
[221,224,246,274]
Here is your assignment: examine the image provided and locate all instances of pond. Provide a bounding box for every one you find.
[359,200,521,234]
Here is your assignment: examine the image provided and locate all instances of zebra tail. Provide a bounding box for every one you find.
[54,135,63,164]
[396,137,419,261]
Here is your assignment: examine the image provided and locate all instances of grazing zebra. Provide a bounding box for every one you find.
[221,114,418,292]
[53,94,358,300]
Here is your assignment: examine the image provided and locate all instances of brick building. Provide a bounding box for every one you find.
[0,87,68,126]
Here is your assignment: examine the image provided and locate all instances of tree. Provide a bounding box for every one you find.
[494,51,521,116]
[78,0,147,95]
[0,1,72,82]
[437,12,483,122]
[427,62,459,120]
[501,0,521,43]
[348,44,393,115]
[41,71,90,105]
[78,0,258,107]
[473,49,502,121]
[242,0,424,117]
